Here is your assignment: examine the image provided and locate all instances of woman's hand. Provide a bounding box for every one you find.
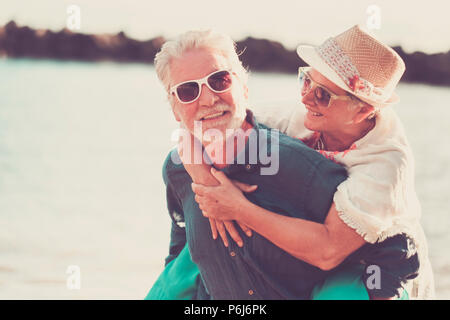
[192,168,258,221]
[178,131,256,247]
[208,218,253,248]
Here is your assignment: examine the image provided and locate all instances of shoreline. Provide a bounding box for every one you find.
[1,20,449,86]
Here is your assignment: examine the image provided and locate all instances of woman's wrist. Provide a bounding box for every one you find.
[237,198,258,225]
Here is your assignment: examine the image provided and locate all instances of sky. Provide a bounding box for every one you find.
[1,0,449,53]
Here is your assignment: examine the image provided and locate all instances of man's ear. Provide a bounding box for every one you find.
[353,104,375,124]
[168,94,181,122]
[243,84,249,100]
[172,108,181,122]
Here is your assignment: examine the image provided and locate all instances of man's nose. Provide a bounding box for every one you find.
[198,84,219,107]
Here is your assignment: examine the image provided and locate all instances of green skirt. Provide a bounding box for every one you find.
[146,244,408,300]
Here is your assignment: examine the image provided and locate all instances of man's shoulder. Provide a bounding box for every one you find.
[252,124,348,221]
[162,148,188,185]
[258,122,309,151]
[256,124,341,170]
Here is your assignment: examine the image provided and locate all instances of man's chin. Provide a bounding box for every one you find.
[201,126,229,143]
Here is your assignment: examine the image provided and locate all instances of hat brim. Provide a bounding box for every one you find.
[296,45,399,108]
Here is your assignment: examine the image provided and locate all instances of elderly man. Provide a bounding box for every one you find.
[148,29,419,300]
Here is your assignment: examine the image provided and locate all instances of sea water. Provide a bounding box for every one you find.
[0,59,449,299]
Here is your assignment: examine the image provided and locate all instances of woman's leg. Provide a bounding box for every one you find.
[145,243,201,300]
[311,264,410,300]
[311,264,370,300]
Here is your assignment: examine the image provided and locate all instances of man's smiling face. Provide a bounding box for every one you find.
[168,47,248,140]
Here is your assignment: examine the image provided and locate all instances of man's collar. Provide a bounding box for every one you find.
[244,109,258,129]
[215,109,274,176]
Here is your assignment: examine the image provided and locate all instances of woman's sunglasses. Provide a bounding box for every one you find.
[298,67,355,108]
[170,69,233,104]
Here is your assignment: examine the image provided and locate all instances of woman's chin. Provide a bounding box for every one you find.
[304,119,321,132]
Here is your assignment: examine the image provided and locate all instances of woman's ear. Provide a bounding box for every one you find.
[353,104,375,124]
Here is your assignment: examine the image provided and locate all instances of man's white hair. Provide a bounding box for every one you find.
[154,29,248,91]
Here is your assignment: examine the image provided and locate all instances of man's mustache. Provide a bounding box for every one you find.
[196,104,231,120]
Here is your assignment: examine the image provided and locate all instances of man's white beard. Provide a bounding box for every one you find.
[193,102,247,141]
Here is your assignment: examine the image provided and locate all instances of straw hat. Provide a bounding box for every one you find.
[296,25,405,108]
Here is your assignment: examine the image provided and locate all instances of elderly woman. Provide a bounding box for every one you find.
[147,26,434,300]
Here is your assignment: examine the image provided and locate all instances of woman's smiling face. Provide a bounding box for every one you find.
[301,68,362,134]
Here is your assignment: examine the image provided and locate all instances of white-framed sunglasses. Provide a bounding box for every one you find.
[298,67,358,108]
[170,69,233,104]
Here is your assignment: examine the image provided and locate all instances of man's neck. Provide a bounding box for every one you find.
[203,120,254,169]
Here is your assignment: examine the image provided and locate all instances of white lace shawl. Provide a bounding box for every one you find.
[254,105,435,299]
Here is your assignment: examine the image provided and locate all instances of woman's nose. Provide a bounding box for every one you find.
[301,88,316,106]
